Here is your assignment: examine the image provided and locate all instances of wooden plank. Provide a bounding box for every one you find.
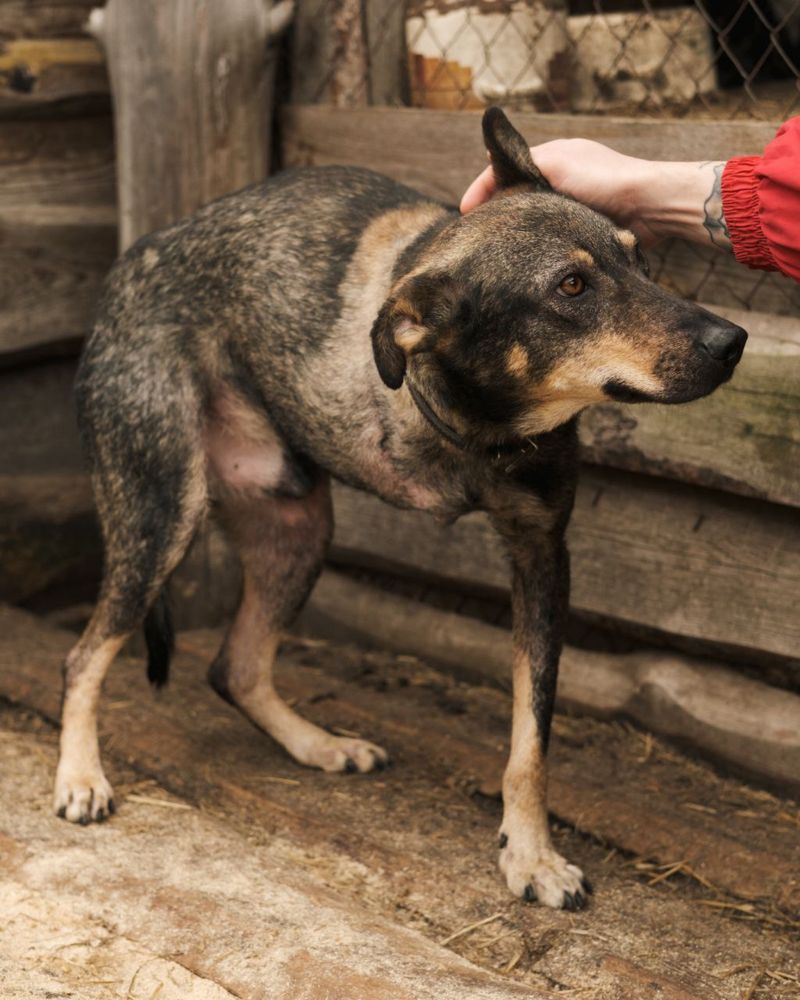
[579,308,800,507]
[0,37,108,114]
[281,105,800,316]
[304,570,800,793]
[282,106,779,204]
[0,116,115,210]
[329,471,800,662]
[0,116,116,359]
[0,2,109,114]
[3,359,797,661]
[0,1,98,37]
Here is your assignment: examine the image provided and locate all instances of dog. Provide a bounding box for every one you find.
[57,108,746,911]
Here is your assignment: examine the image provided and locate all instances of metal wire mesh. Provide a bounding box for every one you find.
[295,0,800,118]
[290,1,800,313]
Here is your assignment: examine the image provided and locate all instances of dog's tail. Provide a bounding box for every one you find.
[143,591,174,688]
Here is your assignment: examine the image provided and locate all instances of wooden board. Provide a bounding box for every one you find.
[0,37,108,114]
[282,106,778,202]
[281,105,800,317]
[2,358,798,661]
[330,472,800,662]
[0,2,109,114]
[0,117,116,359]
[0,1,98,37]
[2,112,796,510]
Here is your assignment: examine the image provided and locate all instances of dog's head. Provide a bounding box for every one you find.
[371,108,747,442]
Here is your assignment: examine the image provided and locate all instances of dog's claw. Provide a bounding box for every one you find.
[498,832,508,849]
[56,805,67,819]
[108,798,116,815]
[523,883,537,903]
[581,877,593,895]
[344,757,357,774]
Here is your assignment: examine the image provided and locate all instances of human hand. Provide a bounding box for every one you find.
[460,138,729,250]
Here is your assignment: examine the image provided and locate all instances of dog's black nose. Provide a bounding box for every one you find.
[697,322,747,365]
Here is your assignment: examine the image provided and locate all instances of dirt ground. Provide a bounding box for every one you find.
[1,604,799,999]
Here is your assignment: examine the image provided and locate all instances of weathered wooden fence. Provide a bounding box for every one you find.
[1,2,797,703]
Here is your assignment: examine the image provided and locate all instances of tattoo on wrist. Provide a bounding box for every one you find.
[701,163,732,251]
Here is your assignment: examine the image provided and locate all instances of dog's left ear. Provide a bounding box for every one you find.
[482,106,551,193]
[371,273,461,390]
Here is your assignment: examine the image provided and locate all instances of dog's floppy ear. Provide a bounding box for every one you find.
[371,273,460,390]
[482,106,551,193]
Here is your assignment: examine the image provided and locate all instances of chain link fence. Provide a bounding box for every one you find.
[294,0,800,118]
[290,0,800,314]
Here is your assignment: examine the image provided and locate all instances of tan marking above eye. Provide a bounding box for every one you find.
[505,342,529,377]
[570,249,595,267]
[559,274,585,296]
[617,230,637,250]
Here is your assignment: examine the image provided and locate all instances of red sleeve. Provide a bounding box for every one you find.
[721,116,800,283]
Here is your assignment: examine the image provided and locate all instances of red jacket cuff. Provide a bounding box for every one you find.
[721,156,779,272]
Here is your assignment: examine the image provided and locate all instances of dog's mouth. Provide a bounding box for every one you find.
[602,379,657,404]
[603,323,747,406]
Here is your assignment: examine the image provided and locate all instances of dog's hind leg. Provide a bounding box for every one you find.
[209,472,389,773]
[55,350,207,823]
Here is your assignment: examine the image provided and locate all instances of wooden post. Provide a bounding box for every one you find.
[290,0,370,107]
[90,0,291,249]
[365,0,409,106]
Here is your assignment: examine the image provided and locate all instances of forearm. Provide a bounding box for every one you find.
[627,159,731,251]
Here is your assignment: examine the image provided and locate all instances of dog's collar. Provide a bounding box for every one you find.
[405,379,539,470]
[405,379,467,450]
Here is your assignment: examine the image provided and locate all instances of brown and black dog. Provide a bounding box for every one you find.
[57,109,746,910]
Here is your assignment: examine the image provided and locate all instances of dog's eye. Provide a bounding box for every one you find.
[558,274,586,297]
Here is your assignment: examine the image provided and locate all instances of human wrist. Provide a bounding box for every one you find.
[633,160,730,248]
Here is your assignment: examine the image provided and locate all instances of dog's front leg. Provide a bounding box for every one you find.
[493,522,590,910]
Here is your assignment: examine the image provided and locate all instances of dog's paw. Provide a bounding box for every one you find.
[301,734,390,774]
[53,764,115,824]
[499,834,591,910]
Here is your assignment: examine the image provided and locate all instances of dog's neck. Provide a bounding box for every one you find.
[404,377,467,450]
[403,374,542,473]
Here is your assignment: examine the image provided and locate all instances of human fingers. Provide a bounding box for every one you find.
[460,163,497,214]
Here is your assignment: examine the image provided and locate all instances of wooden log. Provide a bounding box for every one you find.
[95,0,284,249]
[281,105,800,317]
[0,116,116,360]
[303,570,800,793]
[329,473,800,662]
